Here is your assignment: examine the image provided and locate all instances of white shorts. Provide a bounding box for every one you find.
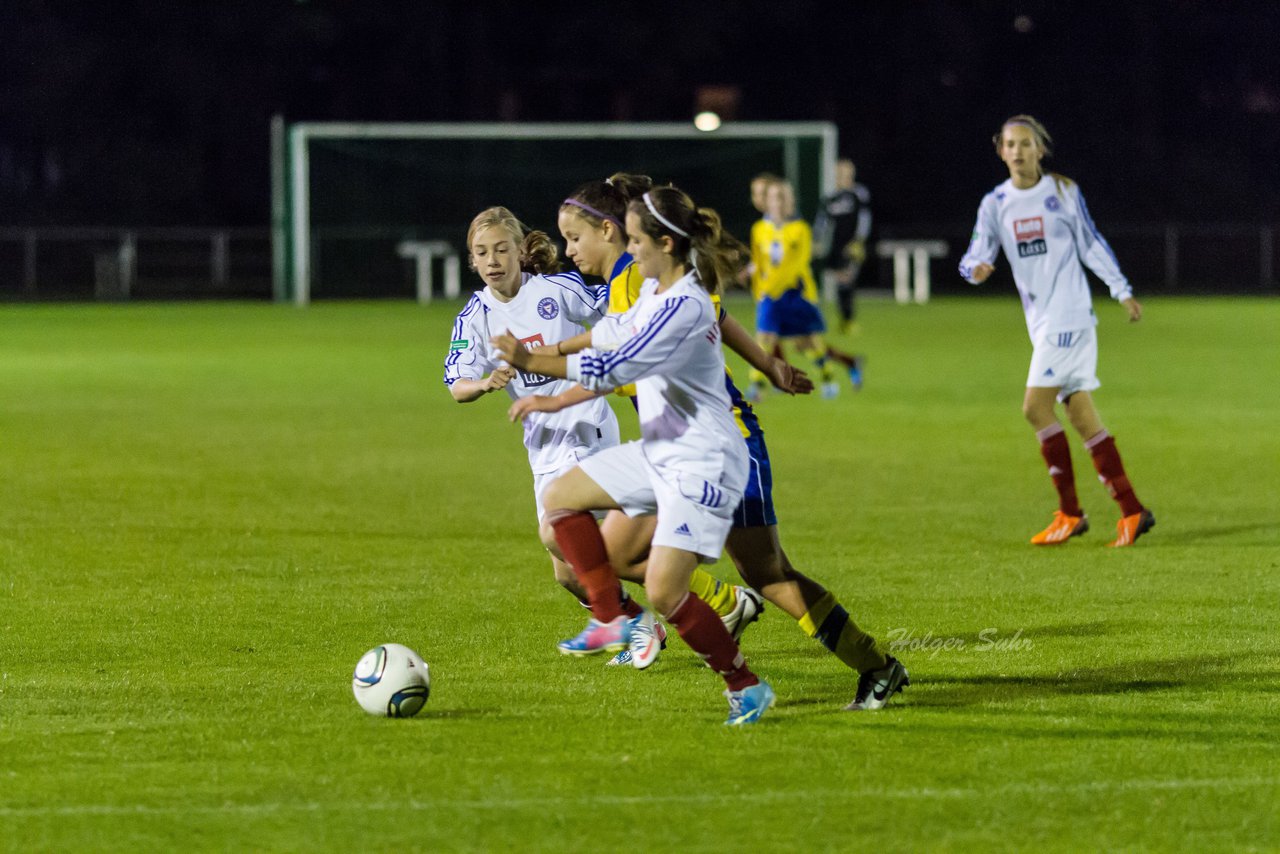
[531,420,621,522]
[578,441,744,563]
[1027,326,1100,402]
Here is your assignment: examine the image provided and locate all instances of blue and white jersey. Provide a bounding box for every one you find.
[444,271,616,475]
[567,271,747,485]
[959,174,1132,339]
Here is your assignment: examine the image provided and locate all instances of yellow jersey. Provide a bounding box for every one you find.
[750,217,819,302]
[606,253,644,399]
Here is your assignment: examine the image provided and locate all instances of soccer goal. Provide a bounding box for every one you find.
[271,119,838,304]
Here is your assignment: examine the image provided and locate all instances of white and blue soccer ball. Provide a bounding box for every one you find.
[352,643,431,718]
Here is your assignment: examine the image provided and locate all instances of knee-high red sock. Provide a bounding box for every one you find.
[666,593,758,692]
[1037,424,1082,516]
[1085,431,1144,516]
[548,510,623,622]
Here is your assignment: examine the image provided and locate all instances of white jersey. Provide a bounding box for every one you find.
[444,271,615,475]
[566,271,747,485]
[959,174,1133,339]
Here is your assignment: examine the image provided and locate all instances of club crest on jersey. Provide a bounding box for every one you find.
[537,298,559,320]
[1013,216,1047,258]
[1045,195,1061,212]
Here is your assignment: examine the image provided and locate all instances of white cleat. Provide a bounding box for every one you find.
[844,656,910,711]
[722,586,765,642]
[617,611,663,670]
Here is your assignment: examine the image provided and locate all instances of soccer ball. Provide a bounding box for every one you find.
[352,643,431,718]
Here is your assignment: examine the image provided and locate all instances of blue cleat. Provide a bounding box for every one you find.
[848,356,865,391]
[557,616,631,657]
[724,680,776,726]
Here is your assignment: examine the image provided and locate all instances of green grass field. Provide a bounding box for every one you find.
[2,296,1278,852]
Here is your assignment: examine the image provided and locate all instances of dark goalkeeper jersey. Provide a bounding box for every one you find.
[814,184,872,270]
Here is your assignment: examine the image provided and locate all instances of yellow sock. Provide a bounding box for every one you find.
[798,592,886,673]
[747,367,767,386]
[798,345,837,383]
[688,569,738,619]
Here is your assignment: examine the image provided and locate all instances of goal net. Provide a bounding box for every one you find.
[273,121,837,304]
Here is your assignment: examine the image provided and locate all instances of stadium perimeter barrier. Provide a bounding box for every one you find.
[1,226,1275,301]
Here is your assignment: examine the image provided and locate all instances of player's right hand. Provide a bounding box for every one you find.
[768,358,814,396]
[485,366,516,392]
[490,329,530,369]
[970,263,995,283]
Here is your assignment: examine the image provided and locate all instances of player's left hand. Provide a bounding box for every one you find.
[767,357,814,395]
[1122,297,1143,323]
[508,395,558,422]
[490,329,530,368]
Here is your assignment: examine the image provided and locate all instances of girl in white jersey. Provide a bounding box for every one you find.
[444,207,648,607]
[958,115,1155,548]
[532,176,906,711]
[492,186,775,726]
[449,206,762,666]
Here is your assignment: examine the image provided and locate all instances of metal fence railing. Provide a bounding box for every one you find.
[1,223,1275,301]
[0,227,271,301]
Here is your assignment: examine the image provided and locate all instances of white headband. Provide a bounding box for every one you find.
[642,192,690,238]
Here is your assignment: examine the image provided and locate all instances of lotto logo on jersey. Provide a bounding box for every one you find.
[1013,217,1047,258]
[517,333,554,388]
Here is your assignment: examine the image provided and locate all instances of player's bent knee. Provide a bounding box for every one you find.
[538,519,562,555]
[650,588,685,618]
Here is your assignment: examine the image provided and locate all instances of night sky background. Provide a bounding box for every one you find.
[2,0,1277,229]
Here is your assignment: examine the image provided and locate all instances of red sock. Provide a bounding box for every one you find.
[1037,424,1082,516]
[1085,431,1144,516]
[548,511,623,622]
[666,593,758,692]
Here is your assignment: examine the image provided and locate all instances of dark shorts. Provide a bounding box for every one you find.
[732,422,777,529]
[756,288,826,337]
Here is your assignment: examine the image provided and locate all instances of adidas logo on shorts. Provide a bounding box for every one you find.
[674,523,692,536]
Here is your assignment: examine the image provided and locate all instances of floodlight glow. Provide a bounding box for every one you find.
[694,111,722,132]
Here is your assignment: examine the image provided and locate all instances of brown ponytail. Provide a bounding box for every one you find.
[520,229,562,275]
[559,173,654,234]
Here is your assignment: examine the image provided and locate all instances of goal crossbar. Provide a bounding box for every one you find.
[274,120,838,304]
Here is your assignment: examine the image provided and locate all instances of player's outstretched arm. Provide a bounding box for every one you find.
[719,311,813,395]
[555,331,594,356]
[508,385,603,422]
[448,367,516,403]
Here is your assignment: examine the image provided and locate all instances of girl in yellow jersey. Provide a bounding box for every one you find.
[748,178,863,400]
[515,175,909,710]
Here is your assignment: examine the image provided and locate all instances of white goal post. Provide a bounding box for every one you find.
[271,119,838,305]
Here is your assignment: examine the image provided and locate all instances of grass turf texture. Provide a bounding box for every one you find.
[1,296,1277,851]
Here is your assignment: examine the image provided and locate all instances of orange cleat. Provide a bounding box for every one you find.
[1030,511,1089,545]
[1108,508,1156,547]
